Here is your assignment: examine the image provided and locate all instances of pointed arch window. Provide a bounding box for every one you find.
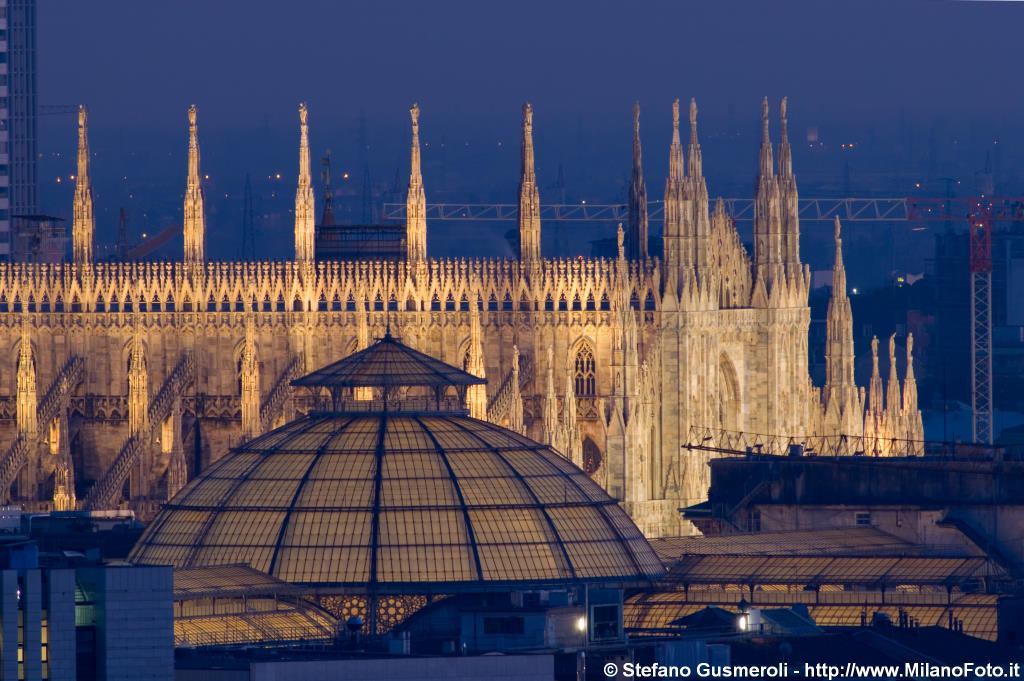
[574,343,597,397]
[445,293,456,311]
[585,293,595,311]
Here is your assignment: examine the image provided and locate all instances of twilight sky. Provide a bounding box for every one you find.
[40,0,1024,130]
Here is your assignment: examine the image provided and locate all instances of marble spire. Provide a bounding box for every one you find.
[753,97,784,295]
[294,103,315,262]
[240,315,260,440]
[662,99,684,273]
[886,333,902,415]
[822,217,861,429]
[127,335,148,436]
[16,319,36,438]
[406,103,427,264]
[509,345,525,435]
[627,102,648,260]
[183,105,206,263]
[72,105,94,265]
[778,97,802,271]
[466,304,487,419]
[518,103,541,263]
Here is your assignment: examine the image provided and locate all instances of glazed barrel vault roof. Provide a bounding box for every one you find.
[130,335,663,589]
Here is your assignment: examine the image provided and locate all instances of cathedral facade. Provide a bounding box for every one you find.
[0,100,922,536]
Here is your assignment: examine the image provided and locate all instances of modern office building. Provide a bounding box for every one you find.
[0,0,36,259]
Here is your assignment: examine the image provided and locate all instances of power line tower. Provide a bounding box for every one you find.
[241,174,256,260]
[969,200,993,444]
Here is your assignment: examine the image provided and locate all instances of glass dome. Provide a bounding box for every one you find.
[130,412,663,589]
[130,333,663,591]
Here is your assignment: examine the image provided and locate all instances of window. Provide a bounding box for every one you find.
[574,344,596,397]
[747,510,761,532]
[591,605,620,641]
[583,438,602,476]
[855,512,871,526]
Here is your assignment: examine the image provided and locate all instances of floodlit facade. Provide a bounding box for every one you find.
[0,99,921,536]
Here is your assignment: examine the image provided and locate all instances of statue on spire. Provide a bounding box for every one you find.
[72,105,95,265]
[627,102,648,260]
[183,104,206,263]
[517,102,541,262]
[406,102,427,264]
[294,102,316,262]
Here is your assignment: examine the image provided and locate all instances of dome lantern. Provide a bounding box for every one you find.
[291,330,485,413]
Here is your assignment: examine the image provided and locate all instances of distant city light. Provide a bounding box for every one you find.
[275,173,281,179]
[851,287,858,295]
[343,173,349,179]
[575,616,586,633]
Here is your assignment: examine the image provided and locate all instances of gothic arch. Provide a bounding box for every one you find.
[582,436,602,476]
[572,339,597,398]
[718,352,741,433]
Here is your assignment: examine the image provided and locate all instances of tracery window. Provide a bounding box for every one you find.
[582,437,602,476]
[574,343,596,397]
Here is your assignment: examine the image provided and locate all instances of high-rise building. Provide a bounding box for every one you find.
[0,0,36,258]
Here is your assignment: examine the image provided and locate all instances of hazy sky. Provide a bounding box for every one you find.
[41,0,1024,131]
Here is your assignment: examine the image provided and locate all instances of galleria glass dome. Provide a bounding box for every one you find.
[130,333,664,591]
